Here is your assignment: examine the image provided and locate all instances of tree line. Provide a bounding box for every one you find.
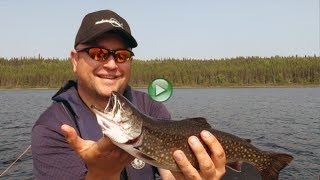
[0,55,319,88]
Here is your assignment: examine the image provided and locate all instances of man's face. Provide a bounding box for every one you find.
[72,33,132,100]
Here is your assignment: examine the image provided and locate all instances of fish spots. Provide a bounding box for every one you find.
[97,91,294,174]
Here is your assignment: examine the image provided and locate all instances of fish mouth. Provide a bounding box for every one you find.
[91,92,117,114]
[91,92,122,128]
[105,92,119,117]
[125,133,143,146]
[91,91,143,144]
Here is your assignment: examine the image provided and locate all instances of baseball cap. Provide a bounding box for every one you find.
[74,10,138,48]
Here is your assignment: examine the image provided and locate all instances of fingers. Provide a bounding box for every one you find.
[61,124,86,152]
[173,150,201,180]
[61,124,132,178]
[171,171,185,180]
[173,131,226,180]
[188,135,215,178]
[93,135,133,167]
[200,130,226,176]
[96,135,116,152]
[158,168,177,180]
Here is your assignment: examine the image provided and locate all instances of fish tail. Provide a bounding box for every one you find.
[260,152,293,180]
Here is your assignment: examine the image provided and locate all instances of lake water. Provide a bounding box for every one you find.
[0,88,319,179]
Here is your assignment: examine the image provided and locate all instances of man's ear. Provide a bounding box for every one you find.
[70,50,78,73]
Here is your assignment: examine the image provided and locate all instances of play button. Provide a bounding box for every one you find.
[155,84,166,96]
[148,78,173,102]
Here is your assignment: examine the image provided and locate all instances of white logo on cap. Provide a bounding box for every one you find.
[95,18,123,29]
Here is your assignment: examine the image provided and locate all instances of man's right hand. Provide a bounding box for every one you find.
[61,124,133,180]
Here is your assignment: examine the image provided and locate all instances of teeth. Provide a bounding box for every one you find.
[112,96,116,117]
[99,75,117,79]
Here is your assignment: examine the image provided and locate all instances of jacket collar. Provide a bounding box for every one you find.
[53,80,133,102]
[52,80,133,141]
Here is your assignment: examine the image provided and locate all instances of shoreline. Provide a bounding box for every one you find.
[1,84,320,90]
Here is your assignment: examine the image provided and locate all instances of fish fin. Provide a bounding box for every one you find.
[260,152,293,180]
[135,151,180,171]
[226,161,242,172]
[244,138,251,143]
[183,117,212,129]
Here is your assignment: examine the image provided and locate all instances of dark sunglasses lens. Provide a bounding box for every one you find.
[88,48,108,61]
[115,50,132,63]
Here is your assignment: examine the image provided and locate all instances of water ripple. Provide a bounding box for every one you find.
[1,88,319,179]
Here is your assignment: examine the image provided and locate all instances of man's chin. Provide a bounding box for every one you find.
[96,80,127,96]
[98,77,123,85]
[97,86,120,97]
[98,90,115,98]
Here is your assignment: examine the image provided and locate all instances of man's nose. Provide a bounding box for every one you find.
[102,55,118,69]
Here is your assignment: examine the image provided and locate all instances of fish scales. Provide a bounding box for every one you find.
[214,129,273,172]
[142,117,275,173]
[92,91,294,180]
[140,117,210,170]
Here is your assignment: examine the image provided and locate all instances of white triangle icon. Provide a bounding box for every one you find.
[155,85,166,96]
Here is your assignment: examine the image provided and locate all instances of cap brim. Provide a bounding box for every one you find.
[78,27,137,48]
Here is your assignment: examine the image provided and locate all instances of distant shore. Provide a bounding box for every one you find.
[1,84,319,90]
[1,56,320,89]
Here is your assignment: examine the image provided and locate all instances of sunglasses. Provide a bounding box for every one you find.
[77,47,134,63]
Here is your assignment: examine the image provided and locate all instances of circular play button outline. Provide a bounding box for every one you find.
[148,78,173,102]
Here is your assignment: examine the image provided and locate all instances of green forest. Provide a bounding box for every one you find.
[0,56,319,88]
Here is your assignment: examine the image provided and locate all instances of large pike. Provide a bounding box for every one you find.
[91,91,293,180]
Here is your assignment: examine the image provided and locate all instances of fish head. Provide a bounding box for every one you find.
[91,91,143,144]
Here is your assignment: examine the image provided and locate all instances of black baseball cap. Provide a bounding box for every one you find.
[74,10,138,49]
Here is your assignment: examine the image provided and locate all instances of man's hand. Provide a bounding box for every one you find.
[159,130,226,180]
[61,124,133,180]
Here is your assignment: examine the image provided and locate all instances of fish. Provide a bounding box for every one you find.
[91,91,293,180]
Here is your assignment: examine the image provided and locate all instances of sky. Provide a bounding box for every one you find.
[0,0,319,60]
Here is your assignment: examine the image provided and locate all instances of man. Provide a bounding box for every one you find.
[31,10,226,180]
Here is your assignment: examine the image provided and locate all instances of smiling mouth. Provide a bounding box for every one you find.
[98,75,120,79]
